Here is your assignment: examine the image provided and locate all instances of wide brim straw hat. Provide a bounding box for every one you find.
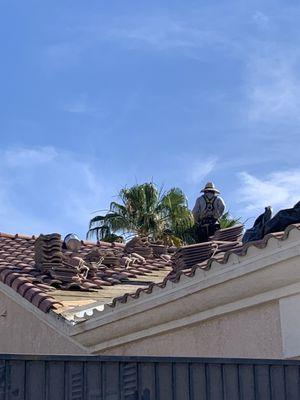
[201,182,220,194]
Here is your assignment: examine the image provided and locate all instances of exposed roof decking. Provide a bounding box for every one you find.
[0,233,172,315]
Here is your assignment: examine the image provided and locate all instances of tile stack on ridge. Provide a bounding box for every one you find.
[172,242,216,272]
[172,225,244,272]
[210,224,244,242]
[108,224,300,312]
[150,244,167,257]
[124,236,153,258]
[35,233,63,272]
[0,232,173,313]
[35,233,88,287]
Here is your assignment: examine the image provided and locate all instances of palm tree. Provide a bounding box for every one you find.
[219,211,241,229]
[87,183,194,245]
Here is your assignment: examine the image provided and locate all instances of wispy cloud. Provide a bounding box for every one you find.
[61,94,107,118]
[103,18,225,52]
[186,157,217,184]
[252,11,270,28]
[237,170,300,213]
[0,147,109,238]
[43,13,241,70]
[3,147,57,167]
[245,49,300,124]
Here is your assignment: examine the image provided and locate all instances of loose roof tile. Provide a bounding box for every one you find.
[0,232,172,314]
[95,223,300,315]
[1,223,299,320]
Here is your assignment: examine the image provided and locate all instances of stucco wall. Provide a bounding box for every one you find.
[100,301,283,359]
[0,291,85,355]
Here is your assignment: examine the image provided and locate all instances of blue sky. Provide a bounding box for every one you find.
[1,0,300,238]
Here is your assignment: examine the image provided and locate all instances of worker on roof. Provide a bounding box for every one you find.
[192,182,226,242]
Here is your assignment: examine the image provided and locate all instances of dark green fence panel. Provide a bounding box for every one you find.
[0,355,299,399]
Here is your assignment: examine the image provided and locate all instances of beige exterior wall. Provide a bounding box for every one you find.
[100,301,283,358]
[0,288,283,358]
[0,290,85,355]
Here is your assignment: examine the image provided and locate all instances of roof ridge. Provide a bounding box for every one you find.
[74,223,300,321]
[0,232,127,248]
[0,232,36,240]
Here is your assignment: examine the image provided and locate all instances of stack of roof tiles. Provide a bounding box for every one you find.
[0,224,267,315]
[124,237,153,258]
[210,224,244,242]
[35,234,63,272]
[0,232,173,313]
[172,225,244,272]
[35,233,92,288]
[172,242,216,272]
[149,244,167,257]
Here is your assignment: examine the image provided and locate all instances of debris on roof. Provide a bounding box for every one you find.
[0,232,172,314]
[1,218,300,320]
[124,236,153,258]
[243,201,300,243]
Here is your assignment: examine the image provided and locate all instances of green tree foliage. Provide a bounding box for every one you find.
[87,182,194,245]
[219,211,241,228]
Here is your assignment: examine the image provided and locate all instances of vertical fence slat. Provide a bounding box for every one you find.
[139,363,155,400]
[25,361,45,400]
[121,362,138,400]
[65,361,84,400]
[156,363,173,400]
[238,364,255,400]
[255,365,271,400]
[46,361,65,400]
[285,365,300,400]
[85,361,102,400]
[6,360,25,400]
[189,363,207,400]
[174,363,189,400]
[223,364,239,400]
[270,365,285,400]
[102,362,120,400]
[207,364,223,400]
[0,360,5,400]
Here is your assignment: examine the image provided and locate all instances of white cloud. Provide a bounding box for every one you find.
[187,157,217,184]
[105,19,218,51]
[3,147,58,167]
[237,170,300,213]
[0,147,109,238]
[61,94,108,118]
[246,51,300,123]
[252,11,270,28]
[52,14,239,63]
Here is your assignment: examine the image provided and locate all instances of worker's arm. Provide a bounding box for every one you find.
[215,197,226,218]
[192,197,201,221]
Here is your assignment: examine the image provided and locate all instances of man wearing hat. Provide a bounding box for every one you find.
[192,182,226,242]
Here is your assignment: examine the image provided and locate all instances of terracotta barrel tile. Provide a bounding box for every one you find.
[18,282,35,297]
[4,272,21,286]
[24,287,41,302]
[11,276,30,291]
[38,298,55,313]
[31,292,50,308]
[0,269,13,282]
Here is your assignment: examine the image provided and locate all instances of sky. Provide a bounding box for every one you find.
[1,0,300,239]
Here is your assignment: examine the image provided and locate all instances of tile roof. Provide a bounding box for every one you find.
[1,223,299,321]
[0,233,172,315]
[95,223,300,314]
